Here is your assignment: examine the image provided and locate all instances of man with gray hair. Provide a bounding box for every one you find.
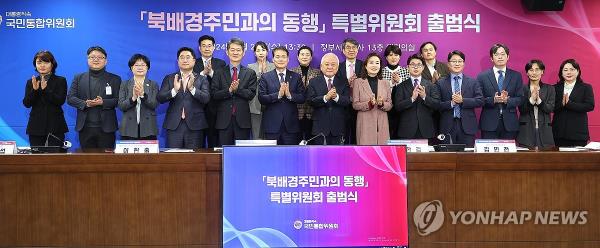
[306,53,351,145]
[211,37,257,145]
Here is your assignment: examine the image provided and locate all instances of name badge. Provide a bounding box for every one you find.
[0,141,17,155]
[387,139,430,153]
[115,140,159,154]
[105,84,112,95]
[475,139,517,153]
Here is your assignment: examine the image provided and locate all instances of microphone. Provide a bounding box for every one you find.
[299,133,326,145]
[44,132,72,149]
[437,133,453,144]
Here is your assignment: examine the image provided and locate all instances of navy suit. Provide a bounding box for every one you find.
[477,68,523,138]
[211,65,257,145]
[307,75,351,144]
[437,74,483,147]
[258,69,305,144]
[157,72,210,148]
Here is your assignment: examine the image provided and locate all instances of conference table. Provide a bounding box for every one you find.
[0,149,599,247]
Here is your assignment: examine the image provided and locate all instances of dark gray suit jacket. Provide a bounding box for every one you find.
[67,70,121,132]
[516,82,555,148]
[118,78,159,138]
[211,65,257,129]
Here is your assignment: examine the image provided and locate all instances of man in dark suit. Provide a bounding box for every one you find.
[211,38,257,146]
[157,47,210,149]
[67,46,121,149]
[437,50,483,147]
[258,46,305,145]
[420,41,449,144]
[394,54,440,143]
[477,43,523,139]
[419,41,450,83]
[307,53,350,145]
[193,35,226,148]
[336,38,364,145]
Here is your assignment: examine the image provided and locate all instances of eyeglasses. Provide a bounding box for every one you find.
[88,56,106,61]
[344,45,358,51]
[409,63,423,68]
[449,60,464,64]
[178,55,194,61]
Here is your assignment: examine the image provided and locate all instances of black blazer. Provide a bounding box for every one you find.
[211,65,257,129]
[516,82,555,148]
[67,71,121,133]
[193,57,227,81]
[394,78,440,139]
[422,60,450,83]
[336,60,364,80]
[194,57,226,114]
[307,75,351,136]
[22,74,68,136]
[552,81,595,141]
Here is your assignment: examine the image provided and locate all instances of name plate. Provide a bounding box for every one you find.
[0,141,17,155]
[235,140,278,146]
[115,140,159,154]
[475,139,517,153]
[387,139,430,153]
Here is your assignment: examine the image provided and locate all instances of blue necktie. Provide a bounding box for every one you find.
[279,73,285,84]
[453,76,461,118]
[497,70,504,91]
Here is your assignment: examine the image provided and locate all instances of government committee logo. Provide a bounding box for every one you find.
[413,200,444,236]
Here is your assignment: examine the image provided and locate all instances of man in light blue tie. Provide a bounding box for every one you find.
[436,50,483,147]
[477,43,523,139]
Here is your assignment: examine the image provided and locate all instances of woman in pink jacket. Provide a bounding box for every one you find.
[352,53,393,145]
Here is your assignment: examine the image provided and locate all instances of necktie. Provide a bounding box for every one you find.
[279,72,285,84]
[413,78,419,88]
[327,78,332,91]
[498,70,504,91]
[453,76,461,118]
[231,67,238,115]
[232,67,238,81]
[348,63,355,79]
[181,74,190,119]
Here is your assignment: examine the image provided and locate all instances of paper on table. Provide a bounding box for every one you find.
[162,148,195,153]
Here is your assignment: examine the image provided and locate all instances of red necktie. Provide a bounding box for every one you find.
[232,67,238,115]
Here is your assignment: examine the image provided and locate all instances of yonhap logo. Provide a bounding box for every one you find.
[414,200,444,236]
